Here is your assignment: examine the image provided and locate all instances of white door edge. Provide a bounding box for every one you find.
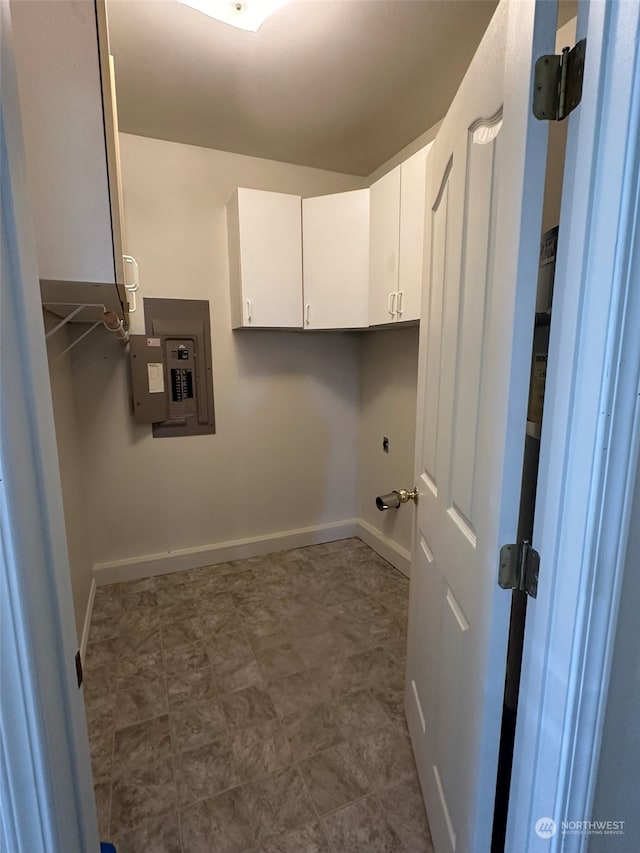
[0,2,99,849]
[507,1,640,848]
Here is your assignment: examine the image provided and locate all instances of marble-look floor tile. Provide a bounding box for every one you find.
[230,718,292,781]
[299,743,370,816]
[157,583,194,609]
[88,540,411,851]
[200,606,242,637]
[90,731,113,783]
[91,594,124,622]
[348,647,405,693]
[292,632,340,668]
[115,678,168,729]
[246,624,292,653]
[241,614,286,645]
[283,611,334,639]
[113,628,164,671]
[87,702,116,741]
[243,766,316,845]
[256,642,306,682]
[163,640,210,676]
[161,617,203,650]
[94,780,111,840]
[84,681,116,729]
[350,725,417,790]
[322,794,404,853]
[84,639,119,673]
[158,598,200,624]
[88,617,120,643]
[155,571,193,590]
[377,776,434,852]
[116,606,159,638]
[267,670,324,718]
[215,657,264,693]
[166,665,217,708]
[174,735,238,805]
[204,630,254,667]
[118,576,157,595]
[117,649,164,680]
[169,700,226,752]
[282,703,344,761]
[220,685,277,732]
[94,582,122,602]
[386,638,408,664]
[112,811,182,853]
[181,788,255,853]
[312,658,365,702]
[332,689,390,739]
[120,589,158,611]
[110,755,177,831]
[113,714,172,773]
[373,687,407,729]
[260,820,331,853]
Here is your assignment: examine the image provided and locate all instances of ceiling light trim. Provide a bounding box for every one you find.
[177,0,292,32]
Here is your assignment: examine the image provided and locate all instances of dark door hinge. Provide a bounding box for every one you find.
[498,540,539,598]
[75,650,83,688]
[533,38,586,122]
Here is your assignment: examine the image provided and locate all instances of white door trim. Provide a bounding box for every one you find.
[0,2,99,850]
[507,1,640,848]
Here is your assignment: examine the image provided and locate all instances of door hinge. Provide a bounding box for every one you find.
[533,38,586,122]
[498,540,539,598]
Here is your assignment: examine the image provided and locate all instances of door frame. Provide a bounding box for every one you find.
[0,2,99,850]
[507,0,640,848]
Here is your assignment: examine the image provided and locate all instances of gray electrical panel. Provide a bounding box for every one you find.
[129,298,215,437]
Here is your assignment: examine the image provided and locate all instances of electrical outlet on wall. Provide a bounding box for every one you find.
[383,436,390,453]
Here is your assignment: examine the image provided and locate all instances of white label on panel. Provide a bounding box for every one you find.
[147,363,164,394]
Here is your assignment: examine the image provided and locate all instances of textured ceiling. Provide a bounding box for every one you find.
[108,0,576,177]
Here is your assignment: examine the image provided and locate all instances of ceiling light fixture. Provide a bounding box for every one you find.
[177,0,292,32]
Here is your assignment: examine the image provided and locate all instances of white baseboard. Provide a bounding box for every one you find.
[80,578,96,662]
[92,518,413,586]
[93,520,360,585]
[355,519,412,577]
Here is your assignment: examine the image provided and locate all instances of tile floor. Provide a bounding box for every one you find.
[84,538,434,852]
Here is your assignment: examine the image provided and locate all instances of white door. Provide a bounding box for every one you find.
[405,1,557,851]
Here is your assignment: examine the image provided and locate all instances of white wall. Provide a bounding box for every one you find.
[357,327,420,562]
[72,135,366,574]
[45,315,94,641]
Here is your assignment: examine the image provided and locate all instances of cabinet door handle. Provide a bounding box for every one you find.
[305,304,311,326]
[388,292,396,317]
[397,290,404,316]
[246,299,252,323]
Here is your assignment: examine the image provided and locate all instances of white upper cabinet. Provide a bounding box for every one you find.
[302,189,370,330]
[369,166,402,325]
[227,188,303,329]
[368,143,432,325]
[10,0,127,317]
[398,145,431,322]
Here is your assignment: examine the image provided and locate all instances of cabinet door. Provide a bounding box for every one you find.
[302,189,369,330]
[398,144,432,322]
[228,188,303,329]
[11,0,118,290]
[369,165,401,325]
